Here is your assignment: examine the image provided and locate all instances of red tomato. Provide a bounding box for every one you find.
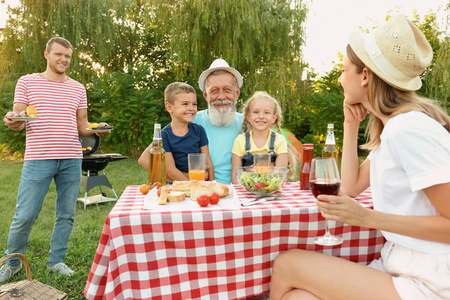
[255,182,265,189]
[157,187,162,197]
[151,182,162,189]
[210,192,220,205]
[197,194,210,207]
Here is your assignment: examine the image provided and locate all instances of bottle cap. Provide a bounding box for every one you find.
[327,124,334,129]
[303,143,314,149]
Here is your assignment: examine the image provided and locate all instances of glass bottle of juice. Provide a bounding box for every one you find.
[300,144,314,190]
[322,123,339,166]
[149,123,166,186]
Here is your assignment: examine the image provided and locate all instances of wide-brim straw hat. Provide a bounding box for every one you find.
[349,14,433,91]
[198,58,243,91]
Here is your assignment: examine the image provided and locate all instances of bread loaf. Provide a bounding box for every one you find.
[167,191,185,202]
[171,181,229,199]
[172,180,195,197]
[158,186,170,205]
[210,182,229,197]
[190,186,212,201]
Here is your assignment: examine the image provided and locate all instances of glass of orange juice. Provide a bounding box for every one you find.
[188,153,206,181]
[254,153,271,173]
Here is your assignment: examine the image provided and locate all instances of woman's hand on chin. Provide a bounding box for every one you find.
[343,102,368,123]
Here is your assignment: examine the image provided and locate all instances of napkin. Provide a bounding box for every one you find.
[143,184,241,211]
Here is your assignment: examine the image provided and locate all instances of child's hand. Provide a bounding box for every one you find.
[205,165,210,181]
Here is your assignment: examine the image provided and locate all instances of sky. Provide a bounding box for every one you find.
[303,0,449,74]
[1,0,448,75]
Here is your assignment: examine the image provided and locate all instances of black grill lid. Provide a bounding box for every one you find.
[80,134,100,157]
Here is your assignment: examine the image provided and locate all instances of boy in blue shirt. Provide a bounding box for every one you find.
[140,82,214,182]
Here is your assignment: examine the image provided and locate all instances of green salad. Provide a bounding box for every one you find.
[239,172,285,194]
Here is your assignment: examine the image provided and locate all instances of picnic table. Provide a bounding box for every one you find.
[84,181,384,300]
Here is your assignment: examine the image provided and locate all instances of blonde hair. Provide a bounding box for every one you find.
[347,45,450,150]
[241,91,283,133]
[46,37,72,52]
[241,91,297,178]
[164,82,196,104]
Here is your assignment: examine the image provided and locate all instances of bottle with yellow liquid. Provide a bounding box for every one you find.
[322,123,339,166]
[149,123,166,186]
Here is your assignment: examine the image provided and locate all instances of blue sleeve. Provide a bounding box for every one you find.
[198,125,208,147]
[161,127,172,153]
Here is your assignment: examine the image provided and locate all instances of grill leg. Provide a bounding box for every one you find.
[79,169,118,209]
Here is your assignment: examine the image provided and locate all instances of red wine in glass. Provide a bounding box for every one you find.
[310,157,343,246]
[310,180,341,198]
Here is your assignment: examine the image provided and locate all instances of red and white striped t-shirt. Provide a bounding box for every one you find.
[14,73,88,160]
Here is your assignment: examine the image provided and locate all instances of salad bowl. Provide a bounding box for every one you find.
[235,166,289,196]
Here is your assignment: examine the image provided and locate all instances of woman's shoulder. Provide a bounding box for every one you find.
[388,111,445,132]
[383,111,449,142]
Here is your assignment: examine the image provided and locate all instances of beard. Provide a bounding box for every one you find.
[208,99,237,126]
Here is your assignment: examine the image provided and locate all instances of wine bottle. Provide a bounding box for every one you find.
[149,123,166,186]
[322,124,339,166]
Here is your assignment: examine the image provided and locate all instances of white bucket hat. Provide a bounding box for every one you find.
[349,14,433,91]
[198,58,243,91]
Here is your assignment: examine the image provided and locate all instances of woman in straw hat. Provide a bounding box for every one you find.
[269,14,450,300]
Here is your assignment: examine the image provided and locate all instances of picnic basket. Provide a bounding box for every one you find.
[0,253,67,299]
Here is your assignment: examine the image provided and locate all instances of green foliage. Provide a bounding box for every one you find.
[151,0,307,79]
[0,79,25,155]
[88,64,168,156]
[417,8,450,111]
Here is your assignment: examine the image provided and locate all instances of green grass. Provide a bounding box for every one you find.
[0,157,148,299]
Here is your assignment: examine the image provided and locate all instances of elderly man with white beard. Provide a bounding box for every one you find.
[193,59,244,183]
[138,59,243,184]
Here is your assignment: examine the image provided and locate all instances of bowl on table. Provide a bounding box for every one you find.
[235,166,289,196]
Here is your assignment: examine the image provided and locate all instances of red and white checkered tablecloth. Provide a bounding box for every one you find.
[84,181,385,300]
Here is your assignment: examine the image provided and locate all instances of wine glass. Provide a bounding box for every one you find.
[310,157,343,246]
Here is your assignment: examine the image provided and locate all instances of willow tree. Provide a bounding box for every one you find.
[0,0,164,85]
[150,0,309,125]
[0,0,167,155]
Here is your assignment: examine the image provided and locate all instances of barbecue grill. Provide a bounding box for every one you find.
[78,134,127,209]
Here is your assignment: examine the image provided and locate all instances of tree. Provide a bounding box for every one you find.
[418,4,450,111]
[0,0,172,155]
[149,0,309,107]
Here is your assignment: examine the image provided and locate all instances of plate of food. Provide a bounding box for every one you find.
[86,122,114,133]
[8,105,39,121]
[87,128,113,133]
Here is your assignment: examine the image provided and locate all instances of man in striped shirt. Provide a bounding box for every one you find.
[1,37,110,282]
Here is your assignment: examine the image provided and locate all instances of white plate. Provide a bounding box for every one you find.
[86,128,113,133]
[8,117,39,121]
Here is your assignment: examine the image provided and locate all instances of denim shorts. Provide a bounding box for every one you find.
[368,241,450,299]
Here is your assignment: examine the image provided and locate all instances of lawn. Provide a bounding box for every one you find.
[0,156,148,299]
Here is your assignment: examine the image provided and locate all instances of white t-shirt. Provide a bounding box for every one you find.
[368,111,450,254]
